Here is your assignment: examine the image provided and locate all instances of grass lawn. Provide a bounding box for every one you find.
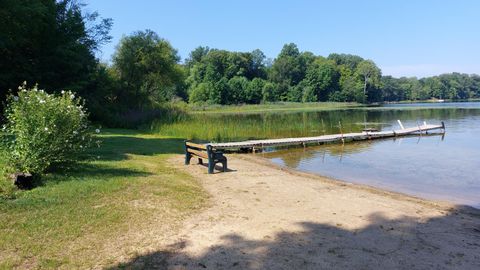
[0,129,207,269]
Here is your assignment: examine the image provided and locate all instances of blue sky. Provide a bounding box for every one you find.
[84,0,480,78]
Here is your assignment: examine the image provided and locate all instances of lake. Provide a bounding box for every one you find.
[264,102,480,209]
[156,102,480,208]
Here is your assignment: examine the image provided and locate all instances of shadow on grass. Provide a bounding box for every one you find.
[43,162,151,185]
[94,136,185,161]
[108,206,480,270]
[2,132,182,191]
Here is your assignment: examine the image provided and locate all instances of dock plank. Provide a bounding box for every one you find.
[207,123,444,150]
[210,124,445,149]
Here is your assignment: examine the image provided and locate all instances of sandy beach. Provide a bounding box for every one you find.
[122,154,480,269]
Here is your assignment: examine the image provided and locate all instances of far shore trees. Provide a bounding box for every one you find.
[356,60,382,102]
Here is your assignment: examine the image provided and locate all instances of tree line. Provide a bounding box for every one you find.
[183,44,480,104]
[2,1,480,126]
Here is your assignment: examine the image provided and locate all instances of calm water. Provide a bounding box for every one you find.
[157,102,480,207]
[263,103,480,208]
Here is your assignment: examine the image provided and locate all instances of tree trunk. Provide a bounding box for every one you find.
[363,76,368,95]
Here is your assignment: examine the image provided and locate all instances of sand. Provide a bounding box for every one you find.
[122,154,480,269]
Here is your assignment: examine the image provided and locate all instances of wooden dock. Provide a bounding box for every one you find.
[209,121,445,151]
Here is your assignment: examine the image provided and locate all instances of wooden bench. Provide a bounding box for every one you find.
[184,141,227,174]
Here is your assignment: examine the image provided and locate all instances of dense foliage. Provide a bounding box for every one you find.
[2,1,480,129]
[184,44,480,105]
[0,0,112,114]
[112,30,185,107]
[2,84,95,174]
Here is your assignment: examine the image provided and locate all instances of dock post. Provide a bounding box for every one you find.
[441,121,446,133]
[339,121,345,144]
[397,120,405,130]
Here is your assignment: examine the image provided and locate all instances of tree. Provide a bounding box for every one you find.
[189,82,212,104]
[262,82,277,103]
[185,46,210,68]
[250,49,267,79]
[112,30,184,107]
[302,86,317,102]
[269,43,306,90]
[327,53,364,70]
[356,60,381,102]
[0,0,112,112]
[381,76,403,101]
[226,76,248,104]
[303,59,339,101]
[184,47,269,104]
[245,78,265,104]
[337,66,361,102]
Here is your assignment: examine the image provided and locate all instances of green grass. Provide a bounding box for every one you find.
[0,129,208,269]
[188,101,362,114]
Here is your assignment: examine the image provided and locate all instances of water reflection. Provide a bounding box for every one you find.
[264,141,377,168]
[264,103,480,208]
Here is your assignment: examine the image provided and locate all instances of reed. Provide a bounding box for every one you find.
[151,110,368,142]
[150,106,477,142]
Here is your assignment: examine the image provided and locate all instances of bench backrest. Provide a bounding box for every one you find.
[185,141,207,150]
[185,141,209,159]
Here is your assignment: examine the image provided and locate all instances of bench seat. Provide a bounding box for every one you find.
[185,141,227,174]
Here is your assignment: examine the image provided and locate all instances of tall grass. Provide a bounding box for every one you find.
[150,106,475,142]
[151,110,369,142]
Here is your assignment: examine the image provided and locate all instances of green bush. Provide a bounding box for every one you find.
[2,83,97,174]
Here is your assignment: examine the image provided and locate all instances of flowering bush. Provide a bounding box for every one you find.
[2,83,98,174]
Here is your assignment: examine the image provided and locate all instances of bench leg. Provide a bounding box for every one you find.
[185,152,192,165]
[222,159,227,172]
[208,160,214,174]
[198,158,203,165]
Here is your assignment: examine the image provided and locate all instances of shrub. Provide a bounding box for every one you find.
[2,83,97,174]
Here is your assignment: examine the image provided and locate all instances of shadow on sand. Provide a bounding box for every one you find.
[108,206,480,270]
